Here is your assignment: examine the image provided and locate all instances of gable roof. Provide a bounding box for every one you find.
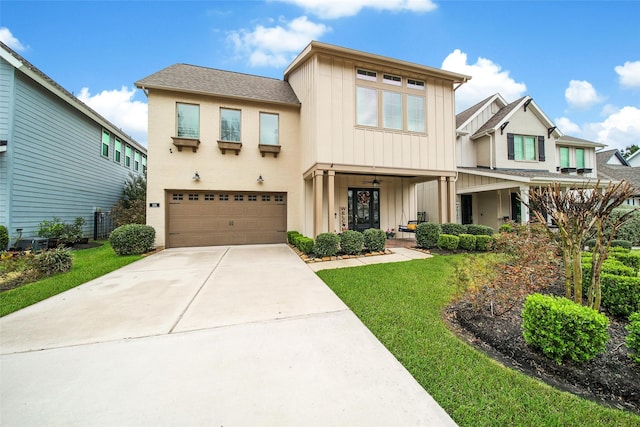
[596,149,640,194]
[556,135,606,148]
[135,64,300,107]
[0,41,145,152]
[456,93,507,129]
[471,96,527,138]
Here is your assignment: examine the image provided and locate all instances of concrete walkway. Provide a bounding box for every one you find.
[0,244,453,426]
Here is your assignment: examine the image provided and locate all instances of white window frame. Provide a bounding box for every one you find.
[383,74,402,86]
[356,68,377,82]
[407,79,425,90]
[101,130,110,158]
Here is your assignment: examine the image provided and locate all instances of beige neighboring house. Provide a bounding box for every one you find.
[596,149,640,206]
[418,93,609,231]
[135,42,470,248]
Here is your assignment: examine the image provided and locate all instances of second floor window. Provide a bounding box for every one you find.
[514,135,537,161]
[114,138,122,163]
[220,108,241,142]
[125,146,132,168]
[260,113,279,145]
[177,103,199,138]
[383,91,402,130]
[560,147,570,168]
[101,130,110,157]
[134,151,141,171]
[576,148,585,169]
[407,95,425,132]
[356,86,378,127]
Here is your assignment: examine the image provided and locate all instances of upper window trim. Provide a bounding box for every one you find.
[407,79,425,90]
[220,107,242,143]
[176,102,200,139]
[101,129,110,158]
[356,68,377,82]
[383,74,402,86]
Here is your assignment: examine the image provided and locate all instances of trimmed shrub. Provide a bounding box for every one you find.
[287,231,302,245]
[437,234,459,251]
[294,236,314,254]
[340,230,364,255]
[611,251,640,273]
[600,273,640,318]
[314,233,340,257]
[33,247,73,276]
[522,293,610,364]
[466,224,495,236]
[416,222,441,249]
[626,312,640,363]
[363,228,386,252]
[0,225,8,250]
[611,239,632,250]
[607,205,640,246]
[475,235,493,252]
[109,224,155,256]
[583,258,635,284]
[441,223,466,236]
[458,234,476,251]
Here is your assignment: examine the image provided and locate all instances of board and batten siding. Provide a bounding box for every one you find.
[5,71,143,238]
[288,55,457,174]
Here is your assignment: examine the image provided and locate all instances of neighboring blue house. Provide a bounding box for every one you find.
[0,41,146,247]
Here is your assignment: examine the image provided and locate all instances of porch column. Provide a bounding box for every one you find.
[438,177,447,223]
[327,170,335,233]
[519,186,530,224]
[447,176,456,223]
[313,170,324,237]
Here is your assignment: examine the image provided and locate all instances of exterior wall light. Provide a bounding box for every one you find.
[193,171,200,180]
[257,174,264,183]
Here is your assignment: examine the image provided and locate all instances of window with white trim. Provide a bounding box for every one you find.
[125,146,132,168]
[101,130,110,157]
[356,86,378,127]
[356,69,377,82]
[134,151,141,172]
[559,147,570,168]
[383,74,401,86]
[407,79,425,90]
[576,148,585,169]
[114,138,122,163]
[220,108,241,142]
[141,155,147,173]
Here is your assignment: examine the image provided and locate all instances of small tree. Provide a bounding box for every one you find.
[526,180,637,311]
[112,173,146,227]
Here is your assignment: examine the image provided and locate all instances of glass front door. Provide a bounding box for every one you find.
[348,188,380,232]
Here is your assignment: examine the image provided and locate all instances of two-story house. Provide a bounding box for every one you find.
[597,149,640,206]
[419,93,608,231]
[136,41,470,248]
[0,42,147,247]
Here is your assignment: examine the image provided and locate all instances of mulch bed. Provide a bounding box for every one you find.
[445,286,640,414]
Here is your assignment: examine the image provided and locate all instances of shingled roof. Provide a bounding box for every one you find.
[471,96,527,138]
[596,149,640,194]
[135,64,300,106]
[456,94,497,129]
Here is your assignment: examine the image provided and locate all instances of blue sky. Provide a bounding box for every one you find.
[1,0,639,150]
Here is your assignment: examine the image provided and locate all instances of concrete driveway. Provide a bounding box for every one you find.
[0,244,456,426]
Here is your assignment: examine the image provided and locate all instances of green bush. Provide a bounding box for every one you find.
[437,234,459,251]
[582,258,635,284]
[584,239,597,250]
[340,230,364,255]
[611,239,632,250]
[458,234,476,251]
[466,224,495,236]
[363,228,386,252]
[0,225,8,250]
[38,216,86,245]
[611,251,640,273]
[441,223,466,236]
[287,231,302,245]
[600,273,640,318]
[294,235,314,254]
[522,293,610,364]
[109,224,155,255]
[416,222,441,248]
[475,235,493,252]
[607,205,640,246]
[314,233,340,257]
[499,223,515,233]
[626,312,640,363]
[33,247,73,276]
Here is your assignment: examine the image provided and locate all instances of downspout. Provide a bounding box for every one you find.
[489,132,494,170]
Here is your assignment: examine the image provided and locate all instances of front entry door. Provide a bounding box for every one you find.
[348,188,380,232]
[461,194,472,224]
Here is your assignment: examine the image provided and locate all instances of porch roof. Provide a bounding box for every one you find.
[458,167,614,186]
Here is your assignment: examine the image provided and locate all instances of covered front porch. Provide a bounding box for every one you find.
[303,163,457,237]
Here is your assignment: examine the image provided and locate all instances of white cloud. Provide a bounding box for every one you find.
[0,27,26,51]
[615,60,640,88]
[228,16,330,67]
[564,80,604,109]
[441,49,527,111]
[582,106,640,151]
[276,0,437,19]
[555,117,581,135]
[77,86,148,146]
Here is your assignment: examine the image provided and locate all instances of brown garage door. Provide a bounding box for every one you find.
[166,191,287,248]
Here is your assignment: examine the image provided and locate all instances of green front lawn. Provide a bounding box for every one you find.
[0,242,142,317]
[317,255,640,427]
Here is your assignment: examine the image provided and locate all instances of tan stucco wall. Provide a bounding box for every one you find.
[145,90,302,247]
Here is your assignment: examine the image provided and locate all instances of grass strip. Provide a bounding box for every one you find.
[0,242,142,317]
[317,255,640,427]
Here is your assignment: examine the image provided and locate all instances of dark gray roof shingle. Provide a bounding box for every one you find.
[135,64,300,106]
[596,150,640,194]
[456,94,496,129]
[471,96,527,138]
